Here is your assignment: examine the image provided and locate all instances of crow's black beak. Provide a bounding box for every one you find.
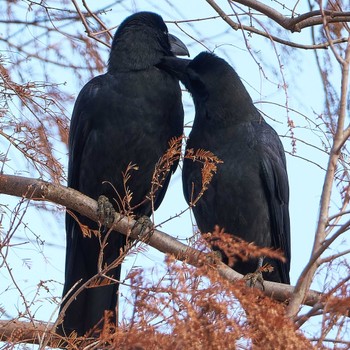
[168,33,189,57]
[156,57,191,86]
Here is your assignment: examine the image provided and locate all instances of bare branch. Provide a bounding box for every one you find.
[230,0,350,32]
[71,0,112,48]
[0,320,58,347]
[286,29,350,320]
[0,173,328,309]
[205,0,349,49]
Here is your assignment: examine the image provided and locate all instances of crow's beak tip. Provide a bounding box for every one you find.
[168,33,189,57]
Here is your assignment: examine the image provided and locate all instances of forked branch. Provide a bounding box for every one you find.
[205,0,350,49]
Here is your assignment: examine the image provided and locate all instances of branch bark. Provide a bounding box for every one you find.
[0,174,337,301]
[0,173,347,345]
[0,320,58,347]
[231,0,350,32]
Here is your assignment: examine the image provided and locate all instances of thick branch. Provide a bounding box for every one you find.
[0,173,348,346]
[230,0,350,32]
[0,320,58,347]
[231,0,290,29]
[0,174,324,301]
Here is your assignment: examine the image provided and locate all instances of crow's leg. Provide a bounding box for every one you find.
[243,257,265,291]
[132,216,153,242]
[97,195,116,227]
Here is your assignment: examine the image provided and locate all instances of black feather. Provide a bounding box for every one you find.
[59,11,186,336]
[161,52,291,284]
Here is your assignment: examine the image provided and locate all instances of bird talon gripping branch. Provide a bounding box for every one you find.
[132,215,154,241]
[243,271,265,291]
[97,195,116,227]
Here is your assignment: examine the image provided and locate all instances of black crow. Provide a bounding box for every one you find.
[158,52,290,284]
[59,12,188,336]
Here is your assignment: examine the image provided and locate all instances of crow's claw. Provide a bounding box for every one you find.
[97,195,116,227]
[244,269,265,291]
[132,215,153,241]
[243,256,265,290]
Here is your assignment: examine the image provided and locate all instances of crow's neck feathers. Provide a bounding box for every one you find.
[108,13,172,73]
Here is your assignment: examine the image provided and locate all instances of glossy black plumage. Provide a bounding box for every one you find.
[159,52,290,284]
[59,12,187,336]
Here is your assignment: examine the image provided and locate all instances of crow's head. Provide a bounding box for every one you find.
[158,52,256,123]
[186,52,250,100]
[188,53,256,120]
[109,12,188,72]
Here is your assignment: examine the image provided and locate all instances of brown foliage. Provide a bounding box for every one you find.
[51,256,312,350]
[204,226,287,268]
[184,148,223,206]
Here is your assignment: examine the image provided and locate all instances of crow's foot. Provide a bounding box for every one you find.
[243,257,265,290]
[132,215,153,241]
[97,195,115,227]
[243,270,265,290]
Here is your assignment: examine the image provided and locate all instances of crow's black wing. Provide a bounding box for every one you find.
[254,121,291,284]
[62,74,125,336]
[61,68,184,335]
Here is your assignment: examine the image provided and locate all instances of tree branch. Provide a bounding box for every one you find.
[0,320,59,347]
[0,174,337,301]
[205,0,349,49]
[0,173,348,345]
[230,0,350,32]
[286,34,350,320]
